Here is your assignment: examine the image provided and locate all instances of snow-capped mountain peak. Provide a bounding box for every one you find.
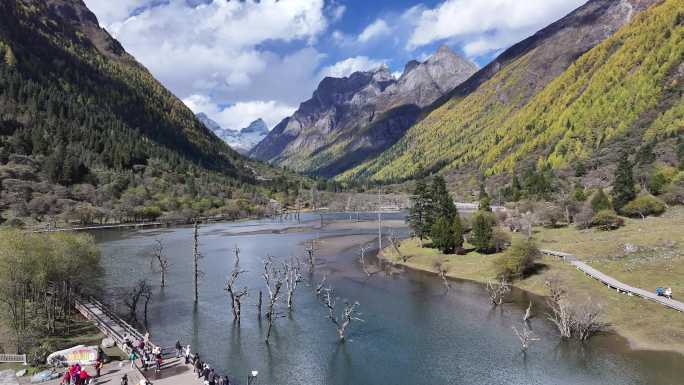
[197,113,269,154]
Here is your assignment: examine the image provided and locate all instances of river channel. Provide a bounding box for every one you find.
[94,213,682,385]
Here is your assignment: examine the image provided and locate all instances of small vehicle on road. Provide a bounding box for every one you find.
[656,287,673,299]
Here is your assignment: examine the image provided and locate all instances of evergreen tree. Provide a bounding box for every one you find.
[431,216,456,254]
[590,189,612,213]
[470,211,496,253]
[612,151,636,212]
[452,214,464,252]
[407,180,433,239]
[511,175,522,202]
[431,176,457,221]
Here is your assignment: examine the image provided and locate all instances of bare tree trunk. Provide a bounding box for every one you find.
[151,239,169,288]
[257,290,262,319]
[512,323,539,352]
[523,301,533,322]
[318,285,363,343]
[486,277,510,306]
[192,222,202,304]
[233,244,240,267]
[263,257,284,343]
[225,269,247,323]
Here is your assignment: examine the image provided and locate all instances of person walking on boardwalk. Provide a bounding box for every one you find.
[175,340,183,358]
[95,358,103,377]
[184,344,192,364]
[208,368,216,385]
[78,369,90,385]
[129,349,138,368]
[155,353,163,374]
[60,369,71,385]
[120,374,128,385]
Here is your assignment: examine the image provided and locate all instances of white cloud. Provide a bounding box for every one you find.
[319,56,386,78]
[84,0,328,105]
[406,0,585,56]
[358,19,391,43]
[183,95,296,131]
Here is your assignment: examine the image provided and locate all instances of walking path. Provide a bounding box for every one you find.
[541,249,684,312]
[74,295,206,384]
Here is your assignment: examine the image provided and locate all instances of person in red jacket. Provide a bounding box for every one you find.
[59,369,71,385]
[79,369,90,385]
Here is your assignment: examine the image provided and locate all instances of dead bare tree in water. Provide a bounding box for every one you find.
[523,301,533,322]
[233,244,240,267]
[225,269,248,322]
[141,282,152,327]
[192,222,204,304]
[512,323,539,352]
[318,286,363,342]
[284,258,303,310]
[544,277,607,341]
[486,277,510,306]
[359,244,378,277]
[256,290,263,319]
[573,302,608,341]
[150,239,170,288]
[124,279,152,325]
[432,260,450,292]
[315,274,327,295]
[263,257,285,342]
[305,240,317,272]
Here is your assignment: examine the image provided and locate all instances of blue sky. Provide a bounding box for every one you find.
[83,0,585,130]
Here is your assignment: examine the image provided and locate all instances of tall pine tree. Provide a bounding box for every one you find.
[431,176,457,221]
[407,180,434,239]
[612,151,636,212]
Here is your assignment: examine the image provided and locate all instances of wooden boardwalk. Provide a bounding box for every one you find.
[74,296,206,385]
[541,249,684,312]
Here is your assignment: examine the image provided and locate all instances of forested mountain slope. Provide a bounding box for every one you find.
[343,0,677,183]
[0,0,298,226]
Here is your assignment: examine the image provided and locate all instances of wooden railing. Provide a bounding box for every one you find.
[0,354,26,365]
[541,249,684,313]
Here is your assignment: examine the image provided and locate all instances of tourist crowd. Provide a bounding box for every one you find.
[122,333,234,385]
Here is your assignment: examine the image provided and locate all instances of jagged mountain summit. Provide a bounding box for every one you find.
[250,45,478,177]
[197,114,269,154]
[344,0,674,183]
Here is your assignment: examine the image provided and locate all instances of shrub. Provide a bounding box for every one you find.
[492,227,512,252]
[538,204,565,227]
[621,195,666,219]
[590,210,624,231]
[494,238,541,280]
[661,176,684,206]
[648,172,668,195]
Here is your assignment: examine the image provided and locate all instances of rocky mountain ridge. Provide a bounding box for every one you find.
[250,45,478,177]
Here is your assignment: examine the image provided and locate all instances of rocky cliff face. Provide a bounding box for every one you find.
[250,46,478,177]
